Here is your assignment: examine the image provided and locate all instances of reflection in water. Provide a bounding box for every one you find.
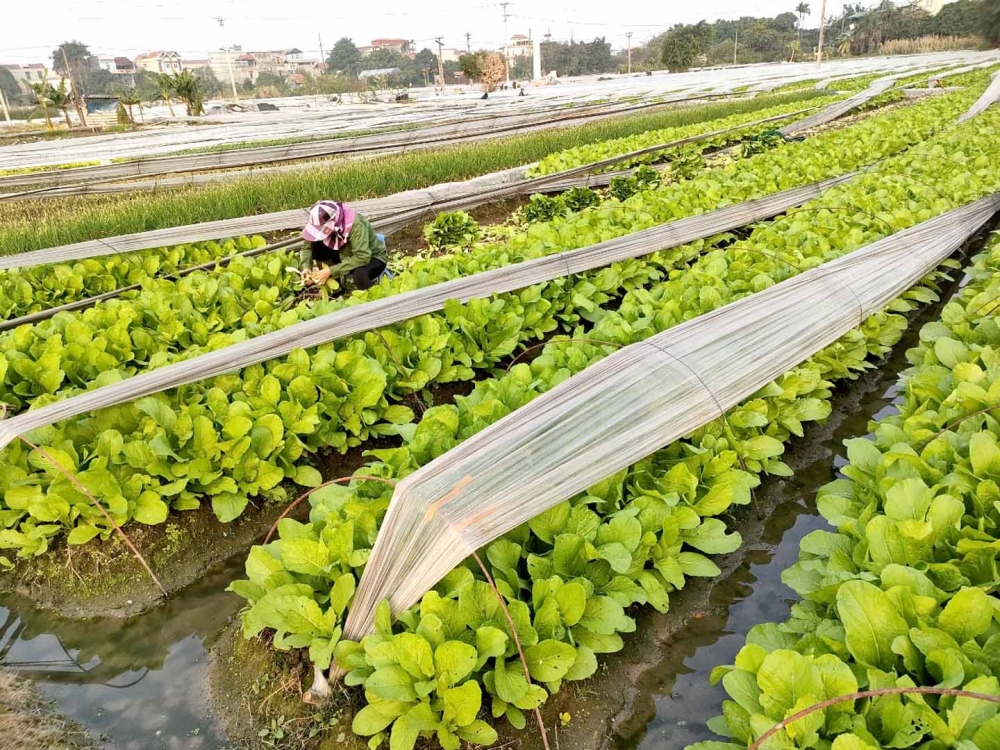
[0,557,245,748]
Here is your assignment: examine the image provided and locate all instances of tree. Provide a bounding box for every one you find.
[479,52,505,91]
[985,0,1000,46]
[926,0,985,38]
[51,40,90,93]
[117,89,142,124]
[796,2,811,40]
[29,81,54,130]
[414,48,437,84]
[84,68,116,95]
[47,80,74,126]
[154,73,176,117]
[661,22,711,72]
[328,37,362,77]
[458,53,483,81]
[0,66,22,103]
[170,70,203,116]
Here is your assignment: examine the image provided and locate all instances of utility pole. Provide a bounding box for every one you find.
[733,26,739,66]
[500,2,511,81]
[465,32,472,53]
[626,31,633,74]
[61,46,87,127]
[816,0,828,68]
[318,33,325,65]
[215,17,240,101]
[434,37,447,91]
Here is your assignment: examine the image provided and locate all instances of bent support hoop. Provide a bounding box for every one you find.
[0,175,852,452]
[341,193,1000,641]
[0,106,820,270]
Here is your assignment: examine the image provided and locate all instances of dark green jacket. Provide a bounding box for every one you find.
[299,215,388,278]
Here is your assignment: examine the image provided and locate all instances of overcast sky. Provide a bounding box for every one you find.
[2,0,826,64]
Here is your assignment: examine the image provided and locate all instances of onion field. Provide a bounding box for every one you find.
[1,53,1000,750]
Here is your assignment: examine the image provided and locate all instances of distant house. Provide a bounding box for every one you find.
[1,63,49,93]
[210,47,259,84]
[134,51,182,74]
[916,0,944,13]
[181,59,210,72]
[91,55,136,86]
[360,38,414,58]
[506,34,533,59]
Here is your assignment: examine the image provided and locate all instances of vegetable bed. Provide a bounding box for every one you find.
[686,229,1000,750]
[1,86,981,563]
[222,102,1000,750]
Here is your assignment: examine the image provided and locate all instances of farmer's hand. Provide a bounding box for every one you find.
[313,267,332,285]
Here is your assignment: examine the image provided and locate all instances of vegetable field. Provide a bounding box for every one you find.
[1,52,1000,750]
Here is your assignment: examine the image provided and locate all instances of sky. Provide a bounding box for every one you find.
[0,0,826,64]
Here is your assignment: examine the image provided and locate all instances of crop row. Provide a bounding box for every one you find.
[0,234,265,323]
[226,105,1000,750]
[0,82,984,418]
[686,230,1000,750]
[0,85,988,561]
[0,91,827,255]
[525,95,836,176]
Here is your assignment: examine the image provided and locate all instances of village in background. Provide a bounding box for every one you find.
[0,0,994,125]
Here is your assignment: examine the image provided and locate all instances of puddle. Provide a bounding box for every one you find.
[0,557,244,748]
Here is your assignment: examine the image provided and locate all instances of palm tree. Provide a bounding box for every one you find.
[837,33,852,57]
[170,70,204,116]
[796,2,811,41]
[28,81,54,130]
[155,73,176,117]
[117,90,142,125]
[47,80,74,127]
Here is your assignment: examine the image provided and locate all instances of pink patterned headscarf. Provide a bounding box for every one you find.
[301,201,357,250]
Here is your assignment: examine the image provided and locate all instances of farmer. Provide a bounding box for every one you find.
[300,200,390,290]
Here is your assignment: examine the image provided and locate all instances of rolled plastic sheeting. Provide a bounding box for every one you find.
[0,175,852,452]
[342,193,1000,641]
[0,97,695,191]
[780,75,898,134]
[0,107,815,270]
[956,71,1000,124]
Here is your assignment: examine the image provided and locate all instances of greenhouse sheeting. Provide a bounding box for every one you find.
[0,175,851,451]
[342,192,1000,642]
[780,76,897,134]
[0,97,691,191]
[0,108,815,269]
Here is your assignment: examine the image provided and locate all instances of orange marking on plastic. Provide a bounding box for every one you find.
[423,475,473,522]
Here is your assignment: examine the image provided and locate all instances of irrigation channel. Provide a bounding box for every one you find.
[0,221,982,748]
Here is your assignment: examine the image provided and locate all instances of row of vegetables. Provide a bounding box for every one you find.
[0,84,985,563]
[687,229,1000,750]
[228,101,1000,749]
[0,235,265,323]
[525,95,834,176]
